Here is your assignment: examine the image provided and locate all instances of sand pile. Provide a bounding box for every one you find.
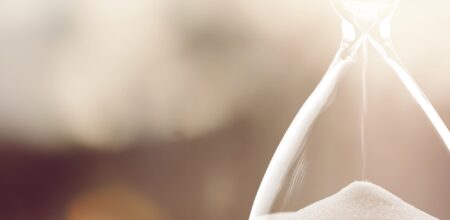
[254,181,437,220]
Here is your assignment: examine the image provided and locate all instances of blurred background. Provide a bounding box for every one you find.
[0,0,449,219]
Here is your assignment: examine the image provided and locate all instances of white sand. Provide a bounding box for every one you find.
[253,181,438,220]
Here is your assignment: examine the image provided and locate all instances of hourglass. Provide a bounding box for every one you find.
[250,0,450,219]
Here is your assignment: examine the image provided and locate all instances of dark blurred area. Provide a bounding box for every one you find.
[0,0,449,219]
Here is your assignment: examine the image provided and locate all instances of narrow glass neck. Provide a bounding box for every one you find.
[341,17,392,44]
[332,0,399,42]
[332,0,399,61]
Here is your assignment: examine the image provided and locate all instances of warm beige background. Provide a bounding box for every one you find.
[0,0,448,219]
